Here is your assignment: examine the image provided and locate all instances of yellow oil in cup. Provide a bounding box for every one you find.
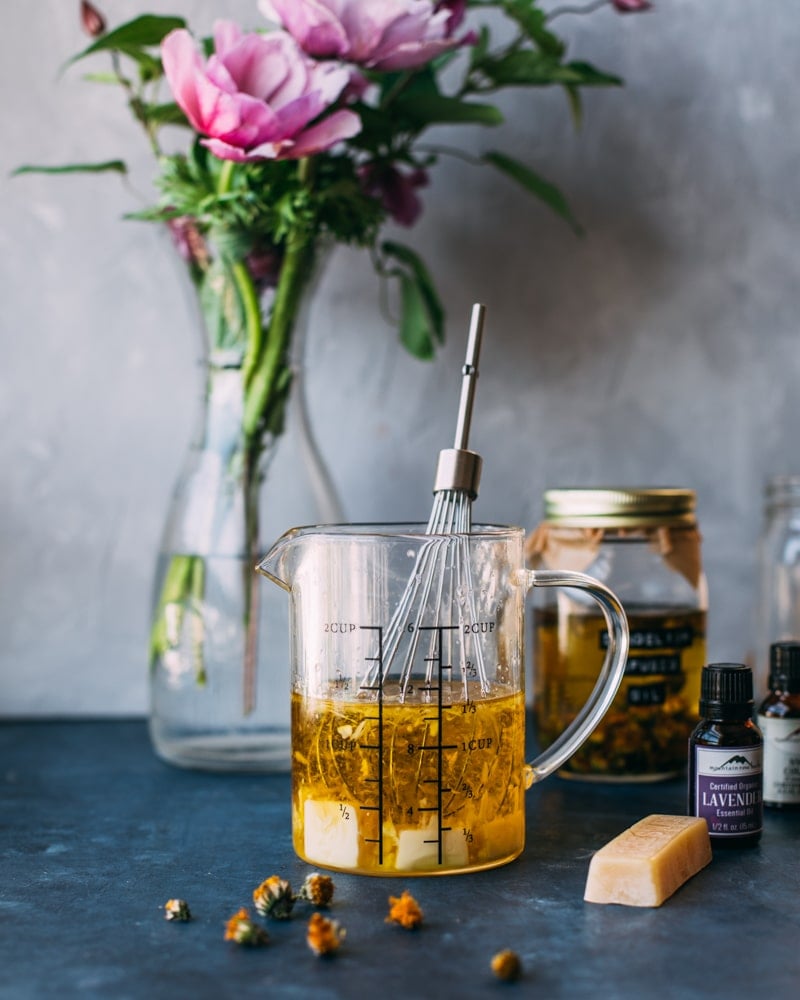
[258,523,630,876]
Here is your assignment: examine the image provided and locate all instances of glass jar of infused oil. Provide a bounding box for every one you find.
[527,488,707,782]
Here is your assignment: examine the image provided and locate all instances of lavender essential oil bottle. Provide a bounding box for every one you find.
[688,663,763,847]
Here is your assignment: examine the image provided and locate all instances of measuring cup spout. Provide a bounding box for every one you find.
[256,526,307,592]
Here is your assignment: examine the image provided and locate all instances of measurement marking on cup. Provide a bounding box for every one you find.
[359,626,385,863]
[357,624,459,867]
[419,625,458,865]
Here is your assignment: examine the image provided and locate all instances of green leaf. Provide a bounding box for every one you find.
[139,102,189,127]
[198,260,247,353]
[483,151,582,233]
[124,206,173,223]
[12,160,127,177]
[348,102,397,151]
[479,51,622,89]
[262,367,294,438]
[81,71,126,85]
[382,241,445,358]
[129,50,164,82]
[501,1,565,58]
[393,94,504,128]
[189,557,206,685]
[479,50,563,87]
[379,65,439,103]
[565,61,624,88]
[149,554,194,666]
[398,273,436,359]
[564,84,583,129]
[68,15,186,65]
[469,25,491,70]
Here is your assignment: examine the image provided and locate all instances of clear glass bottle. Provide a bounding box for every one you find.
[527,487,707,782]
[756,475,800,703]
[149,351,342,772]
[148,240,342,772]
[757,641,800,809]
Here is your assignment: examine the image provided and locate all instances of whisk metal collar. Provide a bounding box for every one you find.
[433,447,482,499]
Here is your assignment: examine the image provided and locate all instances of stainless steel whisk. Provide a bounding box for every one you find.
[426,302,485,533]
[362,303,490,698]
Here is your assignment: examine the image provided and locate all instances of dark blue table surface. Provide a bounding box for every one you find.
[1,720,798,1000]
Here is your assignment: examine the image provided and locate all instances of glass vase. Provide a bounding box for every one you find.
[148,237,341,771]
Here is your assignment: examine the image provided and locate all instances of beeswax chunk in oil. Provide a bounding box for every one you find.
[584,814,712,907]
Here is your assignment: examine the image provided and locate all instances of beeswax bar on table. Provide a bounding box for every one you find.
[584,814,712,907]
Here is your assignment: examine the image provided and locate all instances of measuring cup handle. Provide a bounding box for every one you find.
[522,569,630,783]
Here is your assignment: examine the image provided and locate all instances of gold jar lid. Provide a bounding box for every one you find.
[542,487,697,528]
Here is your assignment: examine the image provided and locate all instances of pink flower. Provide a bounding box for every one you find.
[161,21,361,162]
[612,0,653,12]
[359,163,428,226]
[259,0,471,71]
[435,1,467,32]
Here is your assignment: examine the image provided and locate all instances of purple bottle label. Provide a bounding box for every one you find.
[693,745,763,836]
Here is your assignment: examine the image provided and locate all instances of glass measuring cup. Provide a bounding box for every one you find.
[258,523,629,875]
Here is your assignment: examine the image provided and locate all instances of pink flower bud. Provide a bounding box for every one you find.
[166,217,208,268]
[435,1,468,32]
[612,0,653,13]
[359,163,429,227]
[80,1,106,38]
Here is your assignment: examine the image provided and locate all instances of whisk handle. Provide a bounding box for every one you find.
[453,303,485,451]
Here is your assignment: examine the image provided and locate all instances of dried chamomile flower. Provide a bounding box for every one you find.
[253,875,295,920]
[306,913,345,957]
[298,872,335,908]
[386,890,423,930]
[224,908,269,947]
[164,898,192,922]
[491,949,522,982]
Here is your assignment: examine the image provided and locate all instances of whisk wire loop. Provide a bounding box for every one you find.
[360,304,490,701]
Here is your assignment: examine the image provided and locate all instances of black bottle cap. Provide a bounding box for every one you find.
[769,642,800,693]
[699,662,753,719]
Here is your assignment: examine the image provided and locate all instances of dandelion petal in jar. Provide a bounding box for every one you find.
[528,488,707,782]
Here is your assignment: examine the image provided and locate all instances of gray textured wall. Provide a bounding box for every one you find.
[2,1,798,716]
